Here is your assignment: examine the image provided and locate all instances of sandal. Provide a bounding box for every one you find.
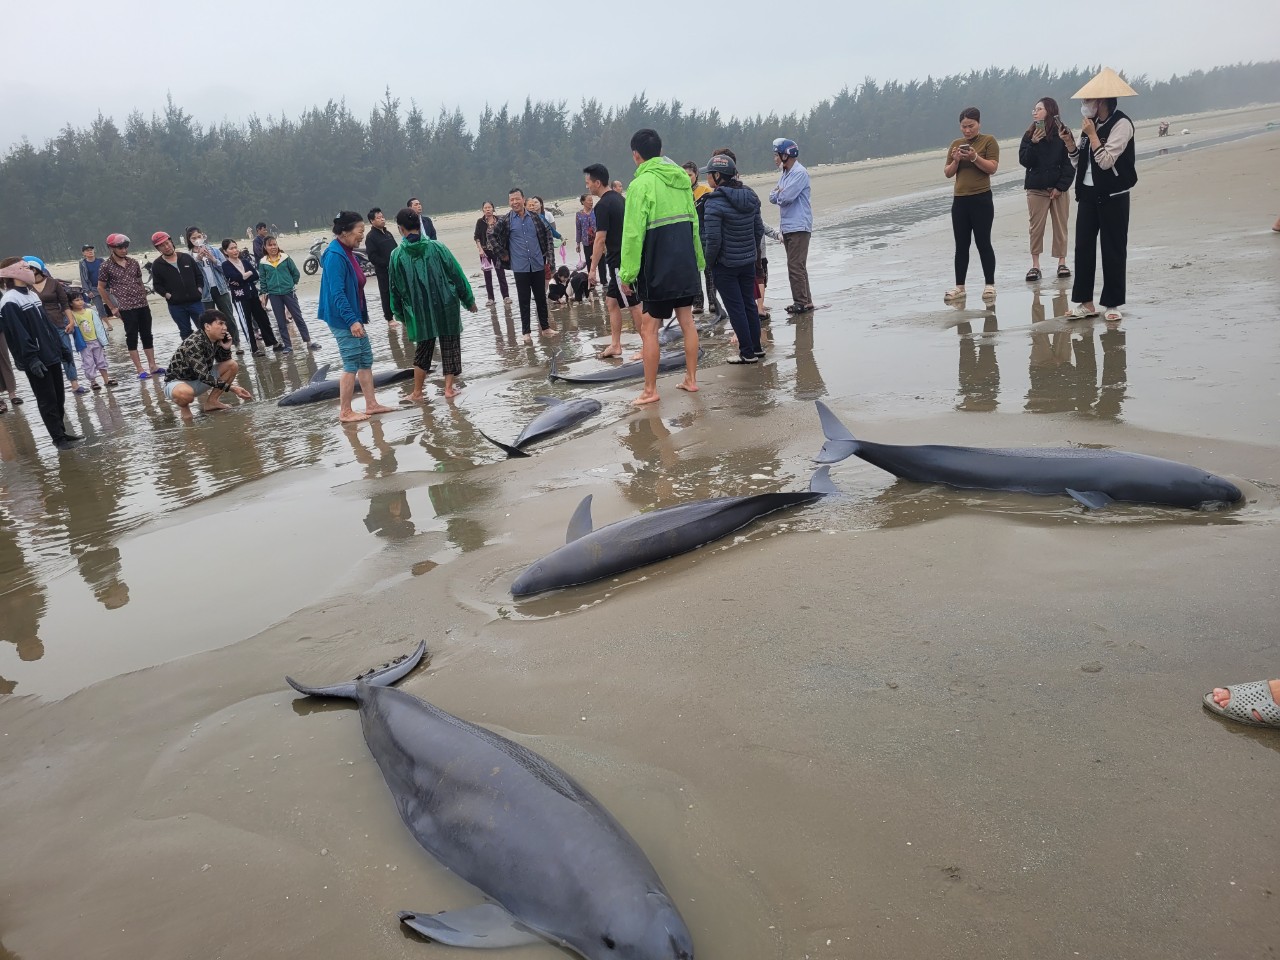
[725,356,758,365]
[1103,309,1123,322]
[981,285,996,301]
[1064,305,1099,320]
[1056,263,1072,279]
[943,287,966,302]
[106,379,118,387]
[1202,681,1280,727]
[11,396,22,404]
[90,383,102,391]
[1025,268,1041,282]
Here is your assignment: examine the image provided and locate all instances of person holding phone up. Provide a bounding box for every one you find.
[943,107,1000,303]
[1019,97,1074,282]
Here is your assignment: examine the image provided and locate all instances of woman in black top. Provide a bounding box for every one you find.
[473,202,509,304]
[1019,97,1074,282]
[220,240,279,355]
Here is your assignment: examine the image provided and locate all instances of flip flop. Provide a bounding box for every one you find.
[1202,681,1280,728]
[137,371,150,380]
[150,367,166,376]
[1056,264,1072,278]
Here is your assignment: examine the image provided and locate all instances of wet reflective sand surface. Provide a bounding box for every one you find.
[1,111,1278,959]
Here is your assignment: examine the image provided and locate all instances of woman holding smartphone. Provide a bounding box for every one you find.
[943,107,1000,303]
[1019,98,1074,282]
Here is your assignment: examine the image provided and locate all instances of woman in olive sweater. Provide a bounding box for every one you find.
[1018,97,1074,282]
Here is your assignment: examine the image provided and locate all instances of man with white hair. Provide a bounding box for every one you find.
[769,137,813,314]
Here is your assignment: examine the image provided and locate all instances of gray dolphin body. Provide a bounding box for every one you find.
[814,400,1242,510]
[480,396,603,458]
[549,349,704,384]
[511,468,837,596]
[277,363,414,407]
[657,308,722,346]
[286,642,693,960]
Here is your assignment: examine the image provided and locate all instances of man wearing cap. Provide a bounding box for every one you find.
[78,245,110,330]
[1059,67,1138,322]
[162,310,252,415]
[97,234,163,380]
[251,223,270,264]
[769,137,813,314]
[150,232,206,338]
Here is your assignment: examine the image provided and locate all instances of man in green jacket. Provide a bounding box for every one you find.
[388,207,477,402]
[619,128,705,405]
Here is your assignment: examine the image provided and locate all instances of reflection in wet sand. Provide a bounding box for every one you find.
[955,312,1000,411]
[789,314,827,402]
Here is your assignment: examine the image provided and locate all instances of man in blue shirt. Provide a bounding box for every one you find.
[768,137,813,314]
[77,244,111,330]
[494,188,557,342]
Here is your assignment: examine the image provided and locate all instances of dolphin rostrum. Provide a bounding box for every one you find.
[286,641,694,960]
[480,396,603,458]
[277,363,414,407]
[511,467,839,596]
[814,400,1242,510]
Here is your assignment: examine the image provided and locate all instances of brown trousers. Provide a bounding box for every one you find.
[783,231,812,307]
[1026,189,1070,259]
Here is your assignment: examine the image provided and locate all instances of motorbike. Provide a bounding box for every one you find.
[303,237,376,278]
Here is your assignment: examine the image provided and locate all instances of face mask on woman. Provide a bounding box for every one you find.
[1080,102,1097,119]
[193,238,206,247]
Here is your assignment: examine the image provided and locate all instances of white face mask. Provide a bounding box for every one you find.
[1080,103,1097,119]
[193,238,206,247]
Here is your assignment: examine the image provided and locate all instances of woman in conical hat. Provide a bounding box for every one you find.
[1057,67,1138,322]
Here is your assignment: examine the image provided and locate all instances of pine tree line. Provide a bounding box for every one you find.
[3,61,1275,261]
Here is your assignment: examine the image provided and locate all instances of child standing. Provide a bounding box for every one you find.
[69,291,116,389]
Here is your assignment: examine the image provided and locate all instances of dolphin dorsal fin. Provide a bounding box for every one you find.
[809,466,840,495]
[533,395,562,406]
[566,495,593,543]
[309,363,332,384]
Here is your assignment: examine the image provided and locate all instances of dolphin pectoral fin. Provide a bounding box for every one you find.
[479,431,530,459]
[809,465,840,495]
[308,363,331,384]
[533,395,562,406]
[814,401,860,463]
[398,904,544,949]
[1066,489,1114,510]
[566,495,594,543]
[285,640,427,699]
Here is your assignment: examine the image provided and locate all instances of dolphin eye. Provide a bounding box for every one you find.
[601,935,616,950]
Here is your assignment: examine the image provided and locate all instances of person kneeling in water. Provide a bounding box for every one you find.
[162,310,252,414]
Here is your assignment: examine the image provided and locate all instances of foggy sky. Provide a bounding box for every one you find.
[9,0,1277,151]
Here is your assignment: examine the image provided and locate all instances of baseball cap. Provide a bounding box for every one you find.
[699,154,738,178]
[82,243,95,251]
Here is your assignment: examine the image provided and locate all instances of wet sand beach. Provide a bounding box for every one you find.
[1,105,1278,959]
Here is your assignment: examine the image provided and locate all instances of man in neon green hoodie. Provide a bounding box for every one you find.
[619,128,705,405]
[388,207,477,402]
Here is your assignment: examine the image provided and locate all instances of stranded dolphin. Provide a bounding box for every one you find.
[814,400,1242,510]
[657,302,724,346]
[549,348,704,384]
[277,363,414,407]
[480,396,603,458]
[511,467,838,596]
[285,641,694,960]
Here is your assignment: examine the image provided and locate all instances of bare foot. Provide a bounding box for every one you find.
[399,393,426,405]
[364,403,395,415]
[540,328,558,338]
[597,345,624,359]
[631,391,660,406]
[676,380,699,393]
[522,334,533,344]
[1210,679,1280,723]
[627,351,642,362]
[339,410,370,423]
[444,385,461,398]
[202,400,231,412]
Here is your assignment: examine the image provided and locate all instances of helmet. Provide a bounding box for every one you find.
[21,255,48,275]
[773,138,799,159]
[150,231,171,247]
[699,154,738,179]
[105,233,130,248]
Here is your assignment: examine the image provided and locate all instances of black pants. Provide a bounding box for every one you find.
[374,266,393,323]
[951,191,996,286]
[715,262,762,359]
[239,296,278,350]
[512,269,549,334]
[482,257,509,300]
[27,366,67,442]
[120,306,154,351]
[1073,187,1129,308]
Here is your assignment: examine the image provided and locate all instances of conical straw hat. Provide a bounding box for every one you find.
[1072,67,1138,99]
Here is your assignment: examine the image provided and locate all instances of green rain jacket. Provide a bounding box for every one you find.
[619,156,705,301]
[388,236,476,342]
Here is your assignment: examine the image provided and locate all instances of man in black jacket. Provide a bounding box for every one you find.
[365,208,398,326]
[150,231,206,338]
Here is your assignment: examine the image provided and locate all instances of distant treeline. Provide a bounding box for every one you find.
[4,61,1276,261]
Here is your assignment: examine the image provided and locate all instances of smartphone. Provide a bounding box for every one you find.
[1034,119,1046,132]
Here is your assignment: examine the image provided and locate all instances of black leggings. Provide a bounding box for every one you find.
[120,306,154,351]
[951,191,996,286]
[239,296,278,349]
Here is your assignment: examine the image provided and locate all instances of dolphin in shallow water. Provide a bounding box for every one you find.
[511,467,838,596]
[813,400,1242,510]
[480,396,603,458]
[277,363,414,407]
[286,642,694,960]
[549,348,704,384]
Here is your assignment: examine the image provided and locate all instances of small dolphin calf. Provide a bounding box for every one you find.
[277,363,413,407]
[512,467,837,596]
[286,641,694,960]
[814,400,1242,510]
[480,396,602,458]
[549,348,703,384]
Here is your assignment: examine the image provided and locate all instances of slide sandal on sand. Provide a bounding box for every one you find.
[1202,681,1280,727]
[1103,309,1123,322]
[1064,305,1099,320]
[943,287,966,302]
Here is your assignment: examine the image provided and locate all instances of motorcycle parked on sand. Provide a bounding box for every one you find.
[303,237,376,278]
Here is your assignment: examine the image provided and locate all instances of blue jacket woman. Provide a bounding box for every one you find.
[699,155,766,363]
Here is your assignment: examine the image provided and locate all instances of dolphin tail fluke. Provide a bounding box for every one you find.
[809,465,840,495]
[479,431,531,459]
[814,400,861,464]
[399,904,544,949]
[285,640,427,699]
